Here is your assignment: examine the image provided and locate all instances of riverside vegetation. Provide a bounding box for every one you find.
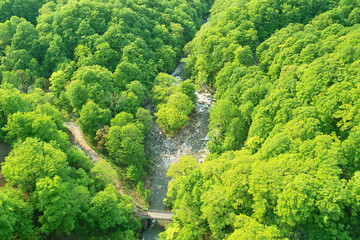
[0,0,213,239]
[161,0,360,239]
[1,0,360,239]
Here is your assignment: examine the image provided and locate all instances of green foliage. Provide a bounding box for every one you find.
[1,138,69,193]
[136,181,151,200]
[0,0,46,24]
[208,98,247,153]
[34,176,77,234]
[106,123,146,182]
[113,61,143,91]
[90,160,118,191]
[161,1,360,239]
[0,188,34,240]
[135,107,153,135]
[78,100,111,137]
[3,111,68,150]
[89,185,139,235]
[180,80,197,103]
[0,84,30,138]
[66,146,92,172]
[0,83,30,116]
[151,73,179,108]
[154,90,194,135]
[227,215,282,240]
[111,90,142,115]
[156,106,189,135]
[67,65,114,111]
[126,80,146,104]
[0,0,216,238]
[49,70,68,97]
[111,112,134,128]
[35,102,63,128]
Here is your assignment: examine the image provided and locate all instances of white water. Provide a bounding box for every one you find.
[141,63,214,239]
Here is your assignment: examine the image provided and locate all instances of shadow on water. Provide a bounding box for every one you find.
[141,220,164,240]
[0,142,11,165]
[0,142,11,186]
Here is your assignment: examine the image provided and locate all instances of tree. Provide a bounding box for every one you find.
[227,215,282,240]
[105,123,146,182]
[0,16,26,50]
[79,100,111,137]
[35,102,63,129]
[0,84,30,137]
[11,21,38,51]
[113,61,143,91]
[0,0,45,24]
[4,111,68,150]
[105,126,123,161]
[106,124,145,164]
[110,90,142,115]
[67,65,114,111]
[155,92,194,134]
[126,80,146,105]
[156,45,176,72]
[66,146,92,172]
[180,80,197,103]
[90,160,118,191]
[49,70,68,97]
[88,185,135,232]
[208,98,244,153]
[42,35,69,76]
[135,107,153,135]
[155,105,189,135]
[66,80,88,112]
[111,112,134,128]
[1,138,69,193]
[0,188,34,240]
[209,98,240,136]
[1,48,38,73]
[34,176,77,235]
[1,69,36,90]
[93,42,119,72]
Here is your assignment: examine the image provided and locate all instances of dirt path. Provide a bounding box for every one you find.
[64,122,124,196]
[64,122,103,162]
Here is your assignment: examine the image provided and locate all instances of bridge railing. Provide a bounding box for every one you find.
[134,209,174,220]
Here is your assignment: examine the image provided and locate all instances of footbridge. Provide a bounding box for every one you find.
[135,209,174,221]
[64,122,174,222]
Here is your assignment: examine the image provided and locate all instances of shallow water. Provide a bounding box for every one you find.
[141,63,214,239]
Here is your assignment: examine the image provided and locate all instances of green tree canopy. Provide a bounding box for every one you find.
[1,138,69,193]
[79,100,111,137]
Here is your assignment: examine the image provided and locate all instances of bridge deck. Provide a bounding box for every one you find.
[135,209,174,220]
[64,122,173,221]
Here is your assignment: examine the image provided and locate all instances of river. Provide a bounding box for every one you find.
[141,62,214,239]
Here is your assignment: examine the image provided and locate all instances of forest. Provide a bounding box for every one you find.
[0,0,212,239]
[1,0,360,239]
[162,0,360,239]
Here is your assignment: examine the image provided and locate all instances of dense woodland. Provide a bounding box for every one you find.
[162,0,360,239]
[0,0,212,238]
[1,0,360,239]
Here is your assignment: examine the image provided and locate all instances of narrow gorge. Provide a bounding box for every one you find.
[142,61,214,239]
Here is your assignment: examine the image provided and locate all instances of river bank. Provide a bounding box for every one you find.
[141,62,214,239]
